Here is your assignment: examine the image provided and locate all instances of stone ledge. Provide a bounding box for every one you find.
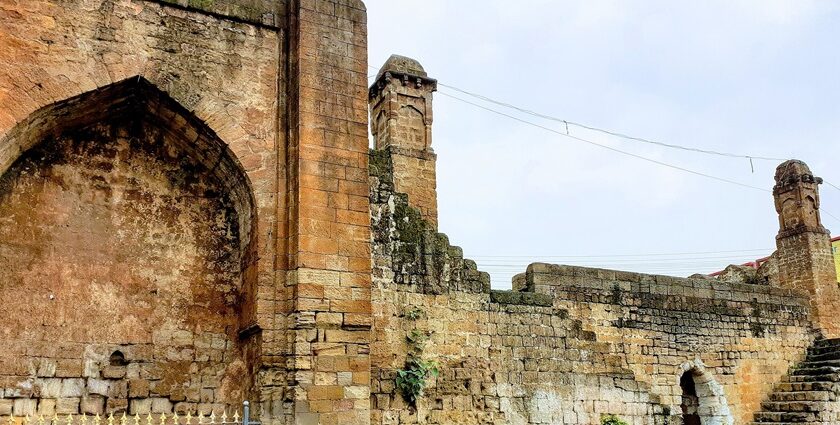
[152,0,287,29]
[490,290,553,307]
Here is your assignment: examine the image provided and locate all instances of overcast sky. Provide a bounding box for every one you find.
[365,1,840,288]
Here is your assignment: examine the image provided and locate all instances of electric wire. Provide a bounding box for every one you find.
[437,91,771,193]
[438,83,788,162]
[826,180,840,192]
[436,91,840,224]
[370,63,840,266]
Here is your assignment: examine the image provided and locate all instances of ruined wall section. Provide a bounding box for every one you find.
[0,0,285,420]
[524,263,817,424]
[370,151,672,424]
[0,115,251,417]
[369,56,438,228]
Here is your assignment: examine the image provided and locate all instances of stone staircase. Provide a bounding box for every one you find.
[751,338,840,424]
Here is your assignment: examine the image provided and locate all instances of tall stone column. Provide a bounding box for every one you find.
[369,55,439,228]
[773,160,840,337]
[287,1,372,424]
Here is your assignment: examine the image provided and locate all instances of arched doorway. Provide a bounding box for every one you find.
[677,362,734,425]
[680,371,701,425]
[0,77,258,415]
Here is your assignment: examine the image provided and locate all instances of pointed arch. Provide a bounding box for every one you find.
[0,77,261,410]
[0,76,256,254]
[677,361,734,425]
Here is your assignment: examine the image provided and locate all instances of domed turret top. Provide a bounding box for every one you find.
[376,54,427,80]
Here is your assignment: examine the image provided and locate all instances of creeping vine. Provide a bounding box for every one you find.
[601,414,629,425]
[395,308,439,406]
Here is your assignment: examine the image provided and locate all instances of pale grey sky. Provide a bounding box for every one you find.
[365,1,840,288]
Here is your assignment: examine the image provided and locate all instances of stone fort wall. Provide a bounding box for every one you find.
[0,0,372,423]
[370,150,818,424]
[3,1,839,424]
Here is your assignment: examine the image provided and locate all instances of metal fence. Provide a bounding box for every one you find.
[3,402,259,425]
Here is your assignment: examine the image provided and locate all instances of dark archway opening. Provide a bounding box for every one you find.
[680,371,701,425]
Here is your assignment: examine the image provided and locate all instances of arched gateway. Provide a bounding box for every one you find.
[678,362,734,425]
[0,78,258,415]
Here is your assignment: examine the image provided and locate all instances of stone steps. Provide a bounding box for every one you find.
[751,338,840,424]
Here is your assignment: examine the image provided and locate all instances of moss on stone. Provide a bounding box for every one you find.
[369,148,391,179]
[187,0,215,9]
[394,200,427,247]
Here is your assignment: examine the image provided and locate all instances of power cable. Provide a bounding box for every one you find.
[438,83,788,162]
[825,180,840,193]
[438,91,771,193]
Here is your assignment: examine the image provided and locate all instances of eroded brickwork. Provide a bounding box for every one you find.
[369,56,438,228]
[0,115,252,417]
[773,160,840,338]
[526,264,816,424]
[6,1,840,424]
[370,149,676,424]
[368,144,834,424]
[1,0,373,423]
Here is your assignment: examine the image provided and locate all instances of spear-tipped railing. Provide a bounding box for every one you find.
[3,402,259,425]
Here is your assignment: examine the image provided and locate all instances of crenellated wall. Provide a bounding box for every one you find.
[4,2,840,424]
[369,148,820,424]
[523,263,817,424]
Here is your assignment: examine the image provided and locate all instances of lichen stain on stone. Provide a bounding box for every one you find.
[0,114,248,406]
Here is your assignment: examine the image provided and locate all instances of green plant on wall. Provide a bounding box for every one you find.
[403,307,424,321]
[601,414,629,425]
[395,310,439,405]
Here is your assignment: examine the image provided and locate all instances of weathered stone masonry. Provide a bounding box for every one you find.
[366,56,840,424]
[4,1,840,424]
[369,143,820,424]
[0,0,370,424]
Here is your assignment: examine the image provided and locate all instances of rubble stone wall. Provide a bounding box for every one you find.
[0,111,253,418]
[1,0,373,423]
[370,149,818,424]
[519,264,817,424]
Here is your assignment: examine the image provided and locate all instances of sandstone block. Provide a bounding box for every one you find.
[129,379,150,398]
[81,396,105,415]
[61,378,85,397]
[308,385,344,400]
[87,378,110,396]
[150,398,172,414]
[40,379,63,398]
[101,365,127,379]
[0,399,11,416]
[13,399,36,416]
[337,371,352,386]
[129,399,151,415]
[37,359,57,377]
[83,359,100,378]
[344,385,368,399]
[55,359,83,377]
[317,312,344,326]
[56,398,80,415]
[37,399,56,416]
[109,381,128,399]
[105,398,127,414]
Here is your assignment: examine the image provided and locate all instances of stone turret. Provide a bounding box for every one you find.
[369,55,439,227]
[773,160,840,337]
